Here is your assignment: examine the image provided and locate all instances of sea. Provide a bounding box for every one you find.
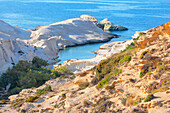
[0,0,170,63]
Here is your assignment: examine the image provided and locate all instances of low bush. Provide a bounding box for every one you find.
[134,98,143,105]
[35,86,52,95]
[94,97,112,112]
[133,32,146,41]
[32,56,48,68]
[122,42,137,52]
[118,55,132,66]
[25,96,38,102]
[105,84,115,90]
[78,82,89,90]
[140,72,144,78]
[144,94,154,102]
[97,76,110,89]
[54,66,73,76]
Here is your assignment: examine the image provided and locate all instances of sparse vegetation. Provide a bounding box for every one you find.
[118,55,132,66]
[105,84,115,90]
[97,76,110,89]
[78,82,89,90]
[97,69,121,89]
[95,44,136,81]
[134,98,144,105]
[121,42,137,52]
[140,72,144,78]
[54,66,73,76]
[94,97,113,112]
[35,86,52,95]
[147,72,152,75]
[25,96,38,103]
[94,41,137,88]
[144,94,154,102]
[133,32,146,41]
[10,99,24,108]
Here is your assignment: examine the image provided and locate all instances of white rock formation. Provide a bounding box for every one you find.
[0,20,59,74]
[30,18,112,48]
[80,15,98,23]
[0,20,31,40]
[0,17,116,73]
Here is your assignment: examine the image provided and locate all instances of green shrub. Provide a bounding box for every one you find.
[10,87,22,94]
[105,84,115,90]
[94,97,108,112]
[97,76,110,89]
[54,66,73,75]
[118,55,132,66]
[54,104,59,108]
[134,98,143,105]
[25,96,38,102]
[140,72,144,78]
[36,86,52,95]
[10,99,24,108]
[32,56,48,68]
[147,72,152,75]
[0,57,61,95]
[144,94,154,102]
[121,98,127,105]
[133,32,146,41]
[122,42,137,52]
[78,82,89,90]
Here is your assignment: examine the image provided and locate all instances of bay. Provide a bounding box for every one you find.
[0,0,169,63]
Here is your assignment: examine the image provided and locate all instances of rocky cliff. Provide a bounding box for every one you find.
[0,23,169,113]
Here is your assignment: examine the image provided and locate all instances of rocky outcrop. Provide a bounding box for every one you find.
[0,20,31,40]
[80,15,98,23]
[30,18,116,48]
[135,22,170,49]
[97,18,128,31]
[0,38,60,74]
[80,15,128,31]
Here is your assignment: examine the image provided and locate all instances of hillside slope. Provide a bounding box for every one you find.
[0,22,169,113]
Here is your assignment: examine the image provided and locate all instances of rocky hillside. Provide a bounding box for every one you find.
[0,23,169,113]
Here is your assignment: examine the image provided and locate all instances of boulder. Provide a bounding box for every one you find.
[80,15,98,23]
[98,18,128,31]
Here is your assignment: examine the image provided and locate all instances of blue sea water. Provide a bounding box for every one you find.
[0,0,170,63]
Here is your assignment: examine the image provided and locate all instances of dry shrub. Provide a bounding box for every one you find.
[126,97,135,107]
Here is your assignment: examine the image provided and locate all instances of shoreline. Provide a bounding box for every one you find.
[55,38,137,73]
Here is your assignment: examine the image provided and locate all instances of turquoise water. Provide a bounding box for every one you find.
[0,0,170,63]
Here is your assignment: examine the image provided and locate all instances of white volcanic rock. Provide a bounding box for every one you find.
[80,15,98,23]
[0,20,31,40]
[0,20,59,73]
[30,18,112,48]
[0,18,116,73]
[0,38,59,74]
